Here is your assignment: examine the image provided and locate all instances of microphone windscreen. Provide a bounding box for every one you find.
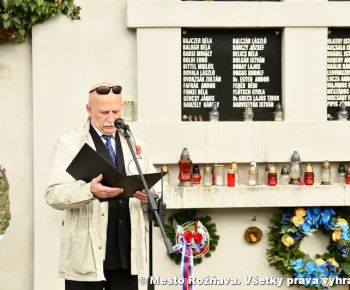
[114,118,125,129]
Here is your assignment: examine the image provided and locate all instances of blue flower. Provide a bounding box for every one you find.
[301,223,312,234]
[305,261,318,273]
[281,210,293,225]
[324,219,336,231]
[305,208,321,226]
[341,230,350,241]
[320,208,335,227]
[337,244,350,257]
[291,259,303,271]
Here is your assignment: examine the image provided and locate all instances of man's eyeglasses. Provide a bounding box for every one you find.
[89,85,122,95]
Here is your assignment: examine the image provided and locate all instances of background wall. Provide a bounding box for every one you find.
[32,0,137,289]
[0,0,349,290]
[0,41,33,289]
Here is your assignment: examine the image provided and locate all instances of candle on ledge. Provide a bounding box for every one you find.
[192,164,201,185]
[203,165,212,187]
[227,169,235,187]
[267,165,277,186]
[161,164,170,187]
[289,151,302,185]
[231,162,239,185]
[337,102,348,121]
[209,103,219,121]
[178,148,192,187]
[213,164,225,186]
[338,164,346,184]
[273,102,283,121]
[345,166,350,185]
[279,165,290,185]
[248,162,258,186]
[321,160,331,185]
[304,163,314,186]
[243,104,254,121]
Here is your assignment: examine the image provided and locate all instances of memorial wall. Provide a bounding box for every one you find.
[129,1,350,289]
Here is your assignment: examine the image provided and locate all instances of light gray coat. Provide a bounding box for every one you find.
[46,119,156,281]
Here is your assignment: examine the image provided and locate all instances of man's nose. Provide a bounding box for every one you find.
[106,112,115,122]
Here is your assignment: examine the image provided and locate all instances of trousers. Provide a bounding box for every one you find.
[65,269,138,290]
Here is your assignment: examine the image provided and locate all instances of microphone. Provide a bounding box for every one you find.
[114,118,130,131]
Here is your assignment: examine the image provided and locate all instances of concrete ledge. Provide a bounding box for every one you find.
[128,1,350,28]
[163,184,350,209]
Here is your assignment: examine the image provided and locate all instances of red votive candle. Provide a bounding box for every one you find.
[304,163,314,186]
[346,174,350,185]
[267,165,277,186]
[227,170,235,187]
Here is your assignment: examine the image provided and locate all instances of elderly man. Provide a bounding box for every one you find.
[46,82,156,290]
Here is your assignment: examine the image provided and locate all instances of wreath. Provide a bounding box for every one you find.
[267,207,350,289]
[164,209,220,265]
[0,165,10,237]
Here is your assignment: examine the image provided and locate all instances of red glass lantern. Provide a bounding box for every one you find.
[304,163,314,186]
[267,165,277,186]
[227,169,235,187]
[178,148,192,187]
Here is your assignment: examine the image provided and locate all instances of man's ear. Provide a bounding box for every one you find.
[86,104,92,116]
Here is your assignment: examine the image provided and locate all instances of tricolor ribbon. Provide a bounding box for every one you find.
[173,236,195,290]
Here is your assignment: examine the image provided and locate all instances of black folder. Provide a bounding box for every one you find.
[66,143,162,198]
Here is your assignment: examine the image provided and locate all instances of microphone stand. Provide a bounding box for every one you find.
[118,126,174,290]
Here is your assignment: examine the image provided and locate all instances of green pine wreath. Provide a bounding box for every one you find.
[164,209,220,265]
[0,166,10,236]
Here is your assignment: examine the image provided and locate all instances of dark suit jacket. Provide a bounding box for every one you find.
[89,125,131,270]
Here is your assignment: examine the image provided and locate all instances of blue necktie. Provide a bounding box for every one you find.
[101,135,117,167]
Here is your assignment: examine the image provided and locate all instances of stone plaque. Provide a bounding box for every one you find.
[182,28,282,121]
[327,28,350,120]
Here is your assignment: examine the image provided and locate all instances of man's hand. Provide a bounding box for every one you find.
[133,190,148,204]
[90,174,123,199]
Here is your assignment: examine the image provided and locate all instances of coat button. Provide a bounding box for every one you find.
[102,213,105,216]
[99,246,102,249]
[118,219,123,224]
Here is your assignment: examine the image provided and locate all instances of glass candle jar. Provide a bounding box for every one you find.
[192,164,201,185]
[279,165,290,185]
[289,151,302,185]
[267,165,277,186]
[243,106,254,121]
[338,164,346,184]
[321,160,331,185]
[248,164,258,186]
[345,166,350,185]
[338,102,348,121]
[227,169,235,187]
[213,164,225,186]
[273,102,283,121]
[209,103,219,121]
[161,165,170,187]
[124,100,135,121]
[203,165,212,187]
[304,163,314,186]
[264,163,273,185]
[231,162,239,185]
